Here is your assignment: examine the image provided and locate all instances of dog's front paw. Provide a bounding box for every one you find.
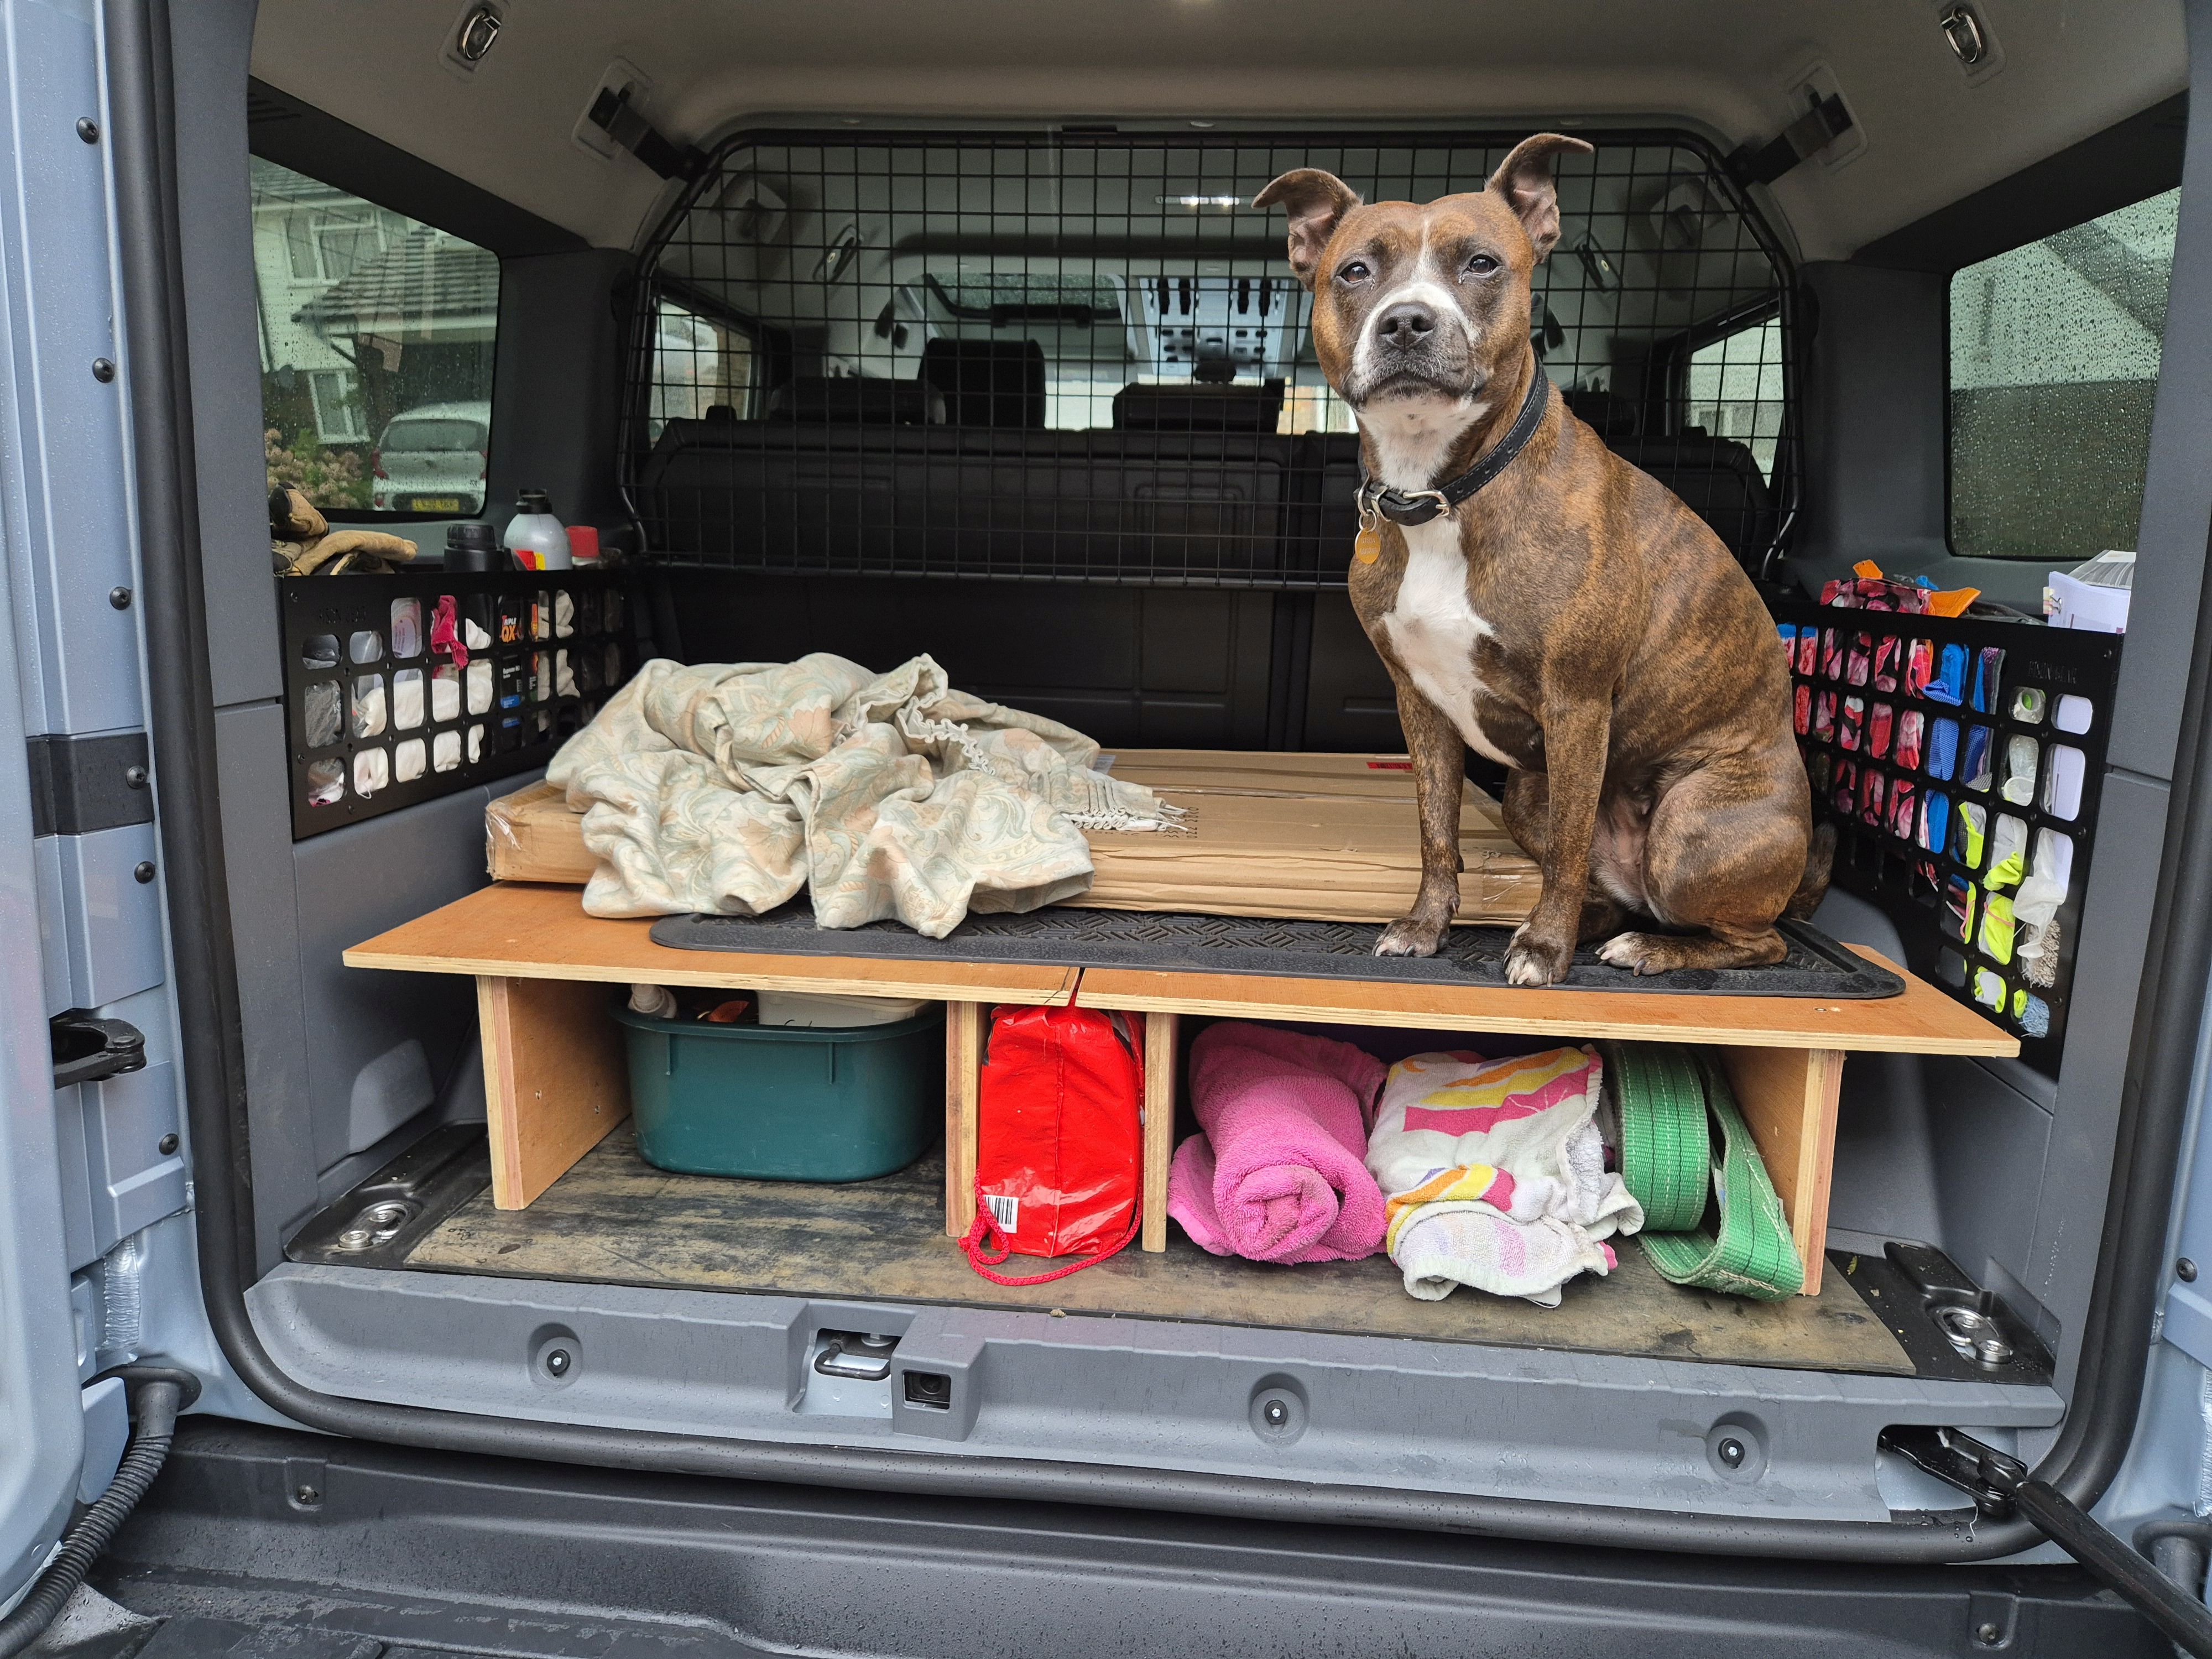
[1504,925,1573,987]
[1375,914,1448,958]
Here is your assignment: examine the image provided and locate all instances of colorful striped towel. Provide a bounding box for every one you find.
[1365,1047,1644,1307]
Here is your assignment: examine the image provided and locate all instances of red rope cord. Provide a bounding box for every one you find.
[959,1195,1141,1286]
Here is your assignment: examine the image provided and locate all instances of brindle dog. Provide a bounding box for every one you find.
[1256,135,1827,986]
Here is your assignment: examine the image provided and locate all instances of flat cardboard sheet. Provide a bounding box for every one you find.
[488,749,1543,925]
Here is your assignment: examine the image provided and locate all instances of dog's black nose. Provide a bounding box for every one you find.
[1376,301,1436,347]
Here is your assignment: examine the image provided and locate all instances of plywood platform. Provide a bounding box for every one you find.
[404,1127,1914,1376]
[348,880,2017,1292]
[346,881,2008,1056]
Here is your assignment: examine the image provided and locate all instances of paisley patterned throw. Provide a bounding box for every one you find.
[546,654,1183,936]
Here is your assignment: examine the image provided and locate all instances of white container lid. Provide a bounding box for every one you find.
[755,990,933,1027]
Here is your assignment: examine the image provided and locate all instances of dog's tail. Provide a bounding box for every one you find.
[1782,820,1837,922]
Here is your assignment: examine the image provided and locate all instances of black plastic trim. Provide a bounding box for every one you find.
[1855,92,2187,272]
[127,0,2206,1564]
[246,76,583,258]
[27,732,153,838]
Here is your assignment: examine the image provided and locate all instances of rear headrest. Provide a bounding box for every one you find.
[1113,378,1285,432]
[768,377,945,425]
[1562,387,1640,437]
[920,338,1047,428]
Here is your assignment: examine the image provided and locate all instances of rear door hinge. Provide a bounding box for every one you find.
[1881,1426,2212,1655]
[1879,1424,2024,1519]
[50,1011,147,1089]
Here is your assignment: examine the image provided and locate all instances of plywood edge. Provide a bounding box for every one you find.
[944,1001,982,1239]
[1141,1011,1180,1253]
[1071,978,2018,1055]
[477,978,526,1207]
[347,946,1076,1006]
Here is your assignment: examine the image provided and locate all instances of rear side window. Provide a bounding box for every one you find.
[251,157,499,517]
[1685,314,1784,479]
[647,298,756,441]
[1948,188,2178,560]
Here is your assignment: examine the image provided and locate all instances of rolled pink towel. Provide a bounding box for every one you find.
[1167,1022,1389,1263]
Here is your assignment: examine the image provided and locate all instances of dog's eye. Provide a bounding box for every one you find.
[1336,260,1370,285]
[1465,253,1500,277]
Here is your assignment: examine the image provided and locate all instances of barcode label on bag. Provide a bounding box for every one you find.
[984,1193,1020,1232]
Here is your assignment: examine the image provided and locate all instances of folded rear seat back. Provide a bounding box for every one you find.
[1113,378,1285,433]
[641,386,1296,581]
[769,375,945,425]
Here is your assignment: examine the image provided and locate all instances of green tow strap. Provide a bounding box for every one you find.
[1601,1041,1709,1232]
[1609,1044,1804,1301]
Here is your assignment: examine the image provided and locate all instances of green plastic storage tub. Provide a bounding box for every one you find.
[611,1001,945,1181]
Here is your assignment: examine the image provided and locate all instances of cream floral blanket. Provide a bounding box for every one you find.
[545,654,1182,936]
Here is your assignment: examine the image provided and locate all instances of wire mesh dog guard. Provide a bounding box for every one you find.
[623,129,1796,586]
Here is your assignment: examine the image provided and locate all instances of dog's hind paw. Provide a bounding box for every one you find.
[1597,931,1672,975]
[1375,915,1446,958]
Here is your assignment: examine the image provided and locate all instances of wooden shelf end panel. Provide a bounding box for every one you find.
[1142,1011,1180,1253]
[1719,1045,1844,1297]
[479,975,632,1211]
[945,1001,983,1239]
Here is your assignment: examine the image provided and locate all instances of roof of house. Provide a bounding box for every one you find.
[291,225,499,340]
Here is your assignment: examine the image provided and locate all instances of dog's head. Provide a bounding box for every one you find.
[1255,134,1591,418]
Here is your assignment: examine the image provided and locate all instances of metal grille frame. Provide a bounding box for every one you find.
[620,127,1800,588]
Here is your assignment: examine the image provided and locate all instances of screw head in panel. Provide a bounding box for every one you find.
[133,860,155,883]
[109,586,132,609]
[91,358,114,383]
[2179,1258,2199,1283]
[1974,1621,2001,1645]
[124,765,148,789]
[544,1347,572,1377]
[293,1484,321,1507]
[158,1133,178,1155]
[75,118,98,144]
[1716,1436,1747,1469]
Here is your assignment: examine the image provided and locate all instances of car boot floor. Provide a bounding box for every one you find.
[398,1128,1912,1375]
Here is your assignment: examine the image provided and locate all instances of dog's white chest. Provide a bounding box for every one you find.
[1382,519,1513,766]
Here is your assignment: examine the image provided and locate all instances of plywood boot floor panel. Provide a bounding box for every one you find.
[404,1129,1911,1375]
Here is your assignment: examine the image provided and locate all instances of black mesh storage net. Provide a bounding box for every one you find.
[623,129,1796,586]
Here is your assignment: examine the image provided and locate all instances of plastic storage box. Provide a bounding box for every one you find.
[611,1001,945,1181]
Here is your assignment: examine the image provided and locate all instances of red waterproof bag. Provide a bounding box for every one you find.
[963,1004,1144,1284]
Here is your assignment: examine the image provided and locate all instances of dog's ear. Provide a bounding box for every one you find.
[1254,169,1362,290]
[1485,134,1594,262]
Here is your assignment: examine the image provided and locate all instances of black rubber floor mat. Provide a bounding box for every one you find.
[649,905,1904,998]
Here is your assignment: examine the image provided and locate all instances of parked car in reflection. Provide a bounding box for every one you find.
[369,399,489,512]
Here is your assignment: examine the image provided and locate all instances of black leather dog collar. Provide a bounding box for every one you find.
[1357,370,1551,528]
